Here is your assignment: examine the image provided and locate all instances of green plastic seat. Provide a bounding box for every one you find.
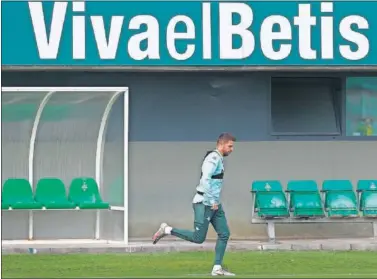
[286,180,325,218]
[35,178,76,209]
[322,180,359,218]
[69,178,110,209]
[251,180,289,218]
[357,180,377,217]
[2,178,42,209]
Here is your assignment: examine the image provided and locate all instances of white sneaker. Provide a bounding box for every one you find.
[152,222,169,244]
[211,267,235,276]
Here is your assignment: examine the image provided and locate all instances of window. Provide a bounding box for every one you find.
[271,77,341,135]
[346,77,377,137]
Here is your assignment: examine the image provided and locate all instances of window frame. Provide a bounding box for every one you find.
[343,76,377,139]
[269,76,342,137]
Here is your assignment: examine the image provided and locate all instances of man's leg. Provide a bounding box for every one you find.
[171,203,212,243]
[210,204,234,276]
[152,203,213,244]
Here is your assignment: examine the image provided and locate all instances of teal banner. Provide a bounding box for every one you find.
[2,1,377,66]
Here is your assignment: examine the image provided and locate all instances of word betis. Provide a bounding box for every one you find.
[29,1,370,61]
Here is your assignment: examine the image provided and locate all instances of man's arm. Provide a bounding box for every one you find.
[200,153,220,206]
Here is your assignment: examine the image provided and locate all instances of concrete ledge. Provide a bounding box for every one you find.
[291,243,322,251]
[2,238,377,254]
[321,243,352,251]
[260,243,292,251]
[351,243,377,251]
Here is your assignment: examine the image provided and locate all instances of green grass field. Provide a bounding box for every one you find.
[3,251,377,278]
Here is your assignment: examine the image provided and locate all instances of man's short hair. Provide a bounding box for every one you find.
[217,133,236,144]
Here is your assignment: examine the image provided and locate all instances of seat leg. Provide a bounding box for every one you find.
[95,210,100,240]
[28,211,34,240]
[266,221,276,243]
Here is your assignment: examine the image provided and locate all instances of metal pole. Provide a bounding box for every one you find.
[95,90,124,240]
[123,89,129,245]
[28,90,56,240]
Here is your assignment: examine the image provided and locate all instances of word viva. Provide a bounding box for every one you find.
[29,1,370,61]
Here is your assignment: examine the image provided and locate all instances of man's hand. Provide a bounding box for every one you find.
[211,203,218,210]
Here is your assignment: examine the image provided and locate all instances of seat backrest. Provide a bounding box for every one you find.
[357,180,377,192]
[363,194,377,210]
[325,192,357,209]
[322,180,354,192]
[287,180,318,192]
[256,192,288,209]
[35,178,68,202]
[290,192,322,209]
[322,180,357,209]
[287,181,322,209]
[2,178,34,203]
[69,177,102,203]
[251,180,284,192]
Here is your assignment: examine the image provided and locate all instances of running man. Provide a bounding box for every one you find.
[152,133,236,276]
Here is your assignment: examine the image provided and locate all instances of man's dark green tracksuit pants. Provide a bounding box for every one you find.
[171,202,230,265]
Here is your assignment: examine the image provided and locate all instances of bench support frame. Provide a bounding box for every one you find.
[251,191,377,242]
[253,218,377,243]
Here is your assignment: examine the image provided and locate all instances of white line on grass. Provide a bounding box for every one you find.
[186,273,377,278]
[97,274,377,278]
